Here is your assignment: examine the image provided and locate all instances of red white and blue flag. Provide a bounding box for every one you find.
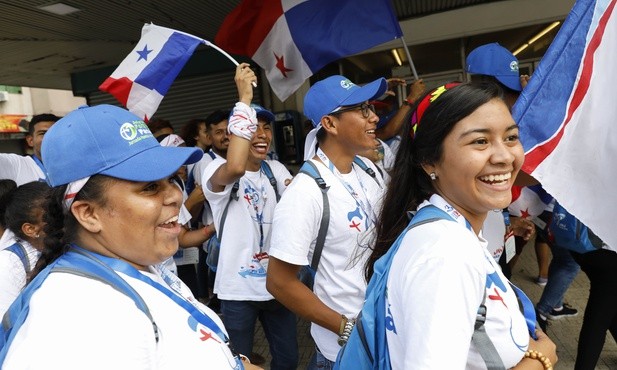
[99,24,203,121]
[512,0,617,247]
[215,0,402,102]
[509,185,554,220]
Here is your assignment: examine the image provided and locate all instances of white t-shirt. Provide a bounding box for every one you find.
[386,196,529,369]
[203,158,291,301]
[269,157,386,361]
[193,150,222,247]
[3,265,238,370]
[0,240,40,317]
[482,210,507,262]
[0,229,16,250]
[0,154,46,185]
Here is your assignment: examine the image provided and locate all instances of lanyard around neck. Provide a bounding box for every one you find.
[69,244,228,341]
[316,148,375,226]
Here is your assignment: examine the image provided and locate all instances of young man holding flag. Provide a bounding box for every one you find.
[202,63,296,369]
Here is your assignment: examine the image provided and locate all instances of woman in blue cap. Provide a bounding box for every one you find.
[0,76,260,369]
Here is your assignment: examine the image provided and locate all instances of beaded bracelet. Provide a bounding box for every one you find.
[524,349,553,370]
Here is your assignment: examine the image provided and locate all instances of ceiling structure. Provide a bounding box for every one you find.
[0,0,574,92]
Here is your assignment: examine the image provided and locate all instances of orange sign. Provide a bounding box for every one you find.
[0,114,27,133]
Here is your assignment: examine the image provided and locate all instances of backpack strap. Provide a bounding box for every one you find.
[207,150,216,160]
[0,249,159,365]
[4,242,31,274]
[216,181,240,242]
[352,156,381,185]
[260,161,280,202]
[471,282,505,369]
[298,160,330,273]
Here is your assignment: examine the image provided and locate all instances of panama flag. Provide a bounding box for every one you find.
[215,0,402,102]
[512,0,617,247]
[509,185,554,219]
[99,24,203,121]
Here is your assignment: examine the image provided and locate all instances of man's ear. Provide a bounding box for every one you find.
[70,200,102,233]
[320,116,337,134]
[25,135,34,149]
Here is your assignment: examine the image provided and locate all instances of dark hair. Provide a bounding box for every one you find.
[147,118,173,136]
[4,181,50,241]
[0,179,18,228]
[204,109,231,132]
[28,113,61,136]
[469,74,519,97]
[29,175,111,282]
[180,118,206,147]
[365,82,504,280]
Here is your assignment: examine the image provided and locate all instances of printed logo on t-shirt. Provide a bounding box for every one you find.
[347,205,367,232]
[238,252,268,278]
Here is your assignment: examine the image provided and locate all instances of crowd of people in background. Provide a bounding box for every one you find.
[0,42,614,370]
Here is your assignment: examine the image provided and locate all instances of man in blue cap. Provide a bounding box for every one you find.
[466,42,529,109]
[267,75,387,368]
[201,63,297,369]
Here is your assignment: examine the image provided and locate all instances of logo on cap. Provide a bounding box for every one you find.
[120,122,137,141]
[510,61,519,72]
[119,120,152,145]
[340,79,355,90]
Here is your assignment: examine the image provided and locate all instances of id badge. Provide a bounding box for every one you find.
[504,229,516,263]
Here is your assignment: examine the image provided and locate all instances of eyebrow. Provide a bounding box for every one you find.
[459,124,518,138]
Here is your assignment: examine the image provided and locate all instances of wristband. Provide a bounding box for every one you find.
[524,350,553,370]
[228,102,257,140]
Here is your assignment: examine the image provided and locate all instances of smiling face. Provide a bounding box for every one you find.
[329,101,379,156]
[424,98,524,230]
[207,120,229,156]
[248,119,272,166]
[79,177,183,270]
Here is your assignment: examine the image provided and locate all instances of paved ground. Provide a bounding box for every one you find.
[252,240,617,369]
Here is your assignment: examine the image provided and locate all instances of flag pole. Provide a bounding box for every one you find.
[203,40,258,87]
[399,36,418,80]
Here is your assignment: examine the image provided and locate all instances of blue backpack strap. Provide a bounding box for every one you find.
[298,160,330,273]
[260,161,280,202]
[0,249,159,364]
[352,156,380,185]
[335,205,454,369]
[4,243,31,274]
[207,150,216,160]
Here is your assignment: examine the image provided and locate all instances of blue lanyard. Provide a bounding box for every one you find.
[243,171,267,252]
[316,148,375,226]
[69,245,229,342]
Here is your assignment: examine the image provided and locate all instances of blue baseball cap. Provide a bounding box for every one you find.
[302,75,387,160]
[42,104,203,187]
[251,104,275,123]
[466,43,522,92]
[304,75,387,126]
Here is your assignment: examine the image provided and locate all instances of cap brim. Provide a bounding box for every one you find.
[100,146,203,182]
[256,110,275,123]
[340,78,388,107]
[495,75,522,92]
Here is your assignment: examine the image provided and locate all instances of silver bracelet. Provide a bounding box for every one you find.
[337,316,356,346]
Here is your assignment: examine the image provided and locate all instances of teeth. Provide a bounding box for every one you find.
[366,130,375,134]
[254,143,267,147]
[162,215,178,224]
[479,173,511,182]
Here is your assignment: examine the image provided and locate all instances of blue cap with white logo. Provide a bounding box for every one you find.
[303,75,387,126]
[42,104,203,187]
[466,43,522,92]
[250,104,275,123]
